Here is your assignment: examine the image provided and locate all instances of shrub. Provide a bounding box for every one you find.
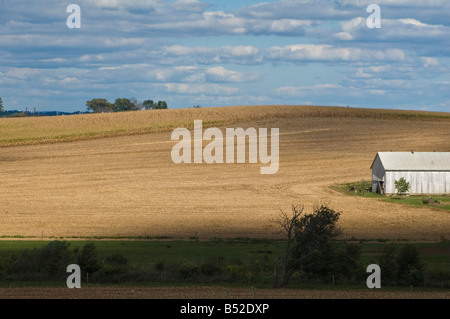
[426,265,450,288]
[35,241,74,278]
[105,254,128,266]
[378,244,399,285]
[334,243,364,282]
[200,259,221,276]
[77,242,101,274]
[10,241,74,279]
[397,245,424,285]
[179,262,200,280]
[357,180,368,194]
[96,263,126,280]
[154,259,165,272]
[394,177,410,194]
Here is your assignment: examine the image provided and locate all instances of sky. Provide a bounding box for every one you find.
[0,0,449,112]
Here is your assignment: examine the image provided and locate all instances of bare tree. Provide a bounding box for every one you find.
[275,204,304,287]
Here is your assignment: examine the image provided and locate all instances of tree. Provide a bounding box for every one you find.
[291,205,341,280]
[275,204,304,287]
[397,244,424,286]
[378,244,399,285]
[113,98,136,112]
[0,97,4,114]
[143,100,155,110]
[129,97,142,111]
[333,243,363,283]
[395,177,410,194]
[276,204,342,287]
[155,100,168,109]
[86,99,113,113]
[77,241,101,275]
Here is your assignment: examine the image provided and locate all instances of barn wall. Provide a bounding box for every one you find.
[371,156,385,192]
[385,171,450,194]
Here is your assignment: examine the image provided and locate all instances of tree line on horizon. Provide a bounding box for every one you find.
[0,96,168,116]
[86,97,168,113]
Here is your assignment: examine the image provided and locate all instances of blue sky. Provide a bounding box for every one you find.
[0,0,449,112]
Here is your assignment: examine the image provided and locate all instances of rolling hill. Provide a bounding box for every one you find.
[1,105,449,241]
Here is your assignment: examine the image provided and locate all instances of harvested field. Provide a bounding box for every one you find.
[0,287,448,299]
[0,105,450,241]
[1,105,449,147]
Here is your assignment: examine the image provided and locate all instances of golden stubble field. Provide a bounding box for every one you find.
[1,105,450,241]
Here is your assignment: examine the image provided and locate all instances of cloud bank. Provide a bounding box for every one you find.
[0,0,448,112]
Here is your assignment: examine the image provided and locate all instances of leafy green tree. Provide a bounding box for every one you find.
[11,241,74,278]
[395,177,410,194]
[277,204,342,286]
[397,245,424,286]
[113,98,137,112]
[334,243,364,282]
[378,244,399,285]
[143,100,155,110]
[155,100,168,109]
[86,98,113,113]
[37,241,73,277]
[77,242,101,275]
[291,205,341,279]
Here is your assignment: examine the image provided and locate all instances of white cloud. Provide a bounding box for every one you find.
[336,17,450,45]
[398,19,428,27]
[274,84,342,97]
[353,65,392,78]
[161,45,262,64]
[164,83,239,95]
[339,0,449,6]
[153,66,262,83]
[92,0,161,9]
[335,32,353,40]
[421,57,439,67]
[369,89,386,95]
[143,9,313,36]
[205,67,262,83]
[266,44,405,62]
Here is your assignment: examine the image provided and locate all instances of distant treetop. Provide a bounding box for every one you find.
[86,97,168,113]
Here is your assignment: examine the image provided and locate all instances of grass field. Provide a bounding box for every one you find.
[332,183,450,212]
[1,105,450,241]
[0,239,449,299]
[1,239,449,272]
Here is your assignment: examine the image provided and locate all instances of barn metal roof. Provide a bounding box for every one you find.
[371,152,450,171]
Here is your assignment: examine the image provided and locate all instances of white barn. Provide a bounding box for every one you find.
[370,151,450,195]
